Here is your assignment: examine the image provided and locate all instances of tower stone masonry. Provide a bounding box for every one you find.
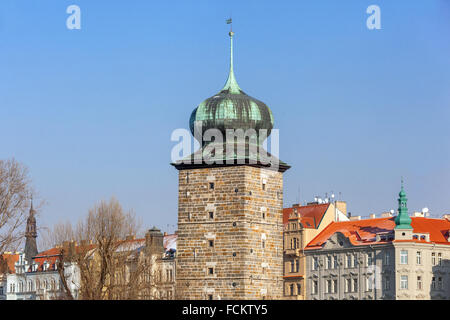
[172,26,290,299]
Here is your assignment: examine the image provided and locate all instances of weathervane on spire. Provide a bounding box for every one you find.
[226,17,233,36]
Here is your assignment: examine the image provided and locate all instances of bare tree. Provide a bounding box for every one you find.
[0,158,33,253]
[47,197,162,300]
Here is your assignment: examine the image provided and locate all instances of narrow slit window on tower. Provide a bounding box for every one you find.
[262,179,267,191]
[208,267,214,275]
[209,182,215,190]
[208,240,214,247]
[208,294,213,300]
[209,212,214,219]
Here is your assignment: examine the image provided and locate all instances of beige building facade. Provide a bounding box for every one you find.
[283,201,348,299]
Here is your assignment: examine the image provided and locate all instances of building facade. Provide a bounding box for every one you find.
[305,184,450,300]
[283,201,349,299]
[172,28,290,299]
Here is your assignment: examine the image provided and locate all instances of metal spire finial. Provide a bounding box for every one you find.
[222,18,241,94]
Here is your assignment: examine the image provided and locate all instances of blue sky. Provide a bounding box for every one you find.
[1,0,449,239]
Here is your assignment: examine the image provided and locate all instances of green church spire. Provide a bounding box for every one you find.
[395,178,412,229]
[221,26,242,94]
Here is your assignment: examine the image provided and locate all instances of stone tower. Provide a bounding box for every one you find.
[172,26,290,300]
[24,200,38,262]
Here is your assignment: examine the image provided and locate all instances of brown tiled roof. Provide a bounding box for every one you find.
[283,204,330,229]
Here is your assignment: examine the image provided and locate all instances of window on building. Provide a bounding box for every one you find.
[262,182,266,191]
[27,281,32,292]
[432,252,436,266]
[400,275,408,290]
[333,280,338,293]
[209,182,214,190]
[262,212,266,220]
[438,253,442,266]
[384,276,391,290]
[345,279,351,293]
[262,239,266,249]
[352,278,358,292]
[0,286,3,295]
[400,250,408,264]
[297,284,301,295]
[290,284,294,296]
[312,257,318,271]
[208,240,214,247]
[208,268,214,275]
[346,255,351,268]
[416,251,422,265]
[312,280,318,295]
[209,212,214,219]
[384,251,390,265]
[333,256,338,269]
[327,256,332,269]
[291,260,295,273]
[353,255,358,267]
[438,277,443,290]
[367,252,373,266]
[208,294,213,300]
[295,259,299,273]
[432,277,436,290]
[327,280,332,293]
[417,276,423,290]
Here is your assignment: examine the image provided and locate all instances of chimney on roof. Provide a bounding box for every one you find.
[381,212,393,218]
[335,201,347,216]
[145,227,164,255]
[413,211,425,217]
[292,204,300,208]
[370,214,376,219]
[349,216,361,221]
[442,214,450,221]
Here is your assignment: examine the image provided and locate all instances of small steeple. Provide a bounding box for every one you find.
[395,178,412,229]
[24,197,38,262]
[221,19,242,94]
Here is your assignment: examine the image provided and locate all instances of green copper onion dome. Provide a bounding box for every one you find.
[395,179,413,229]
[189,31,274,144]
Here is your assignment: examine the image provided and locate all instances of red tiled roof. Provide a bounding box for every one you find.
[305,217,450,250]
[283,204,330,229]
